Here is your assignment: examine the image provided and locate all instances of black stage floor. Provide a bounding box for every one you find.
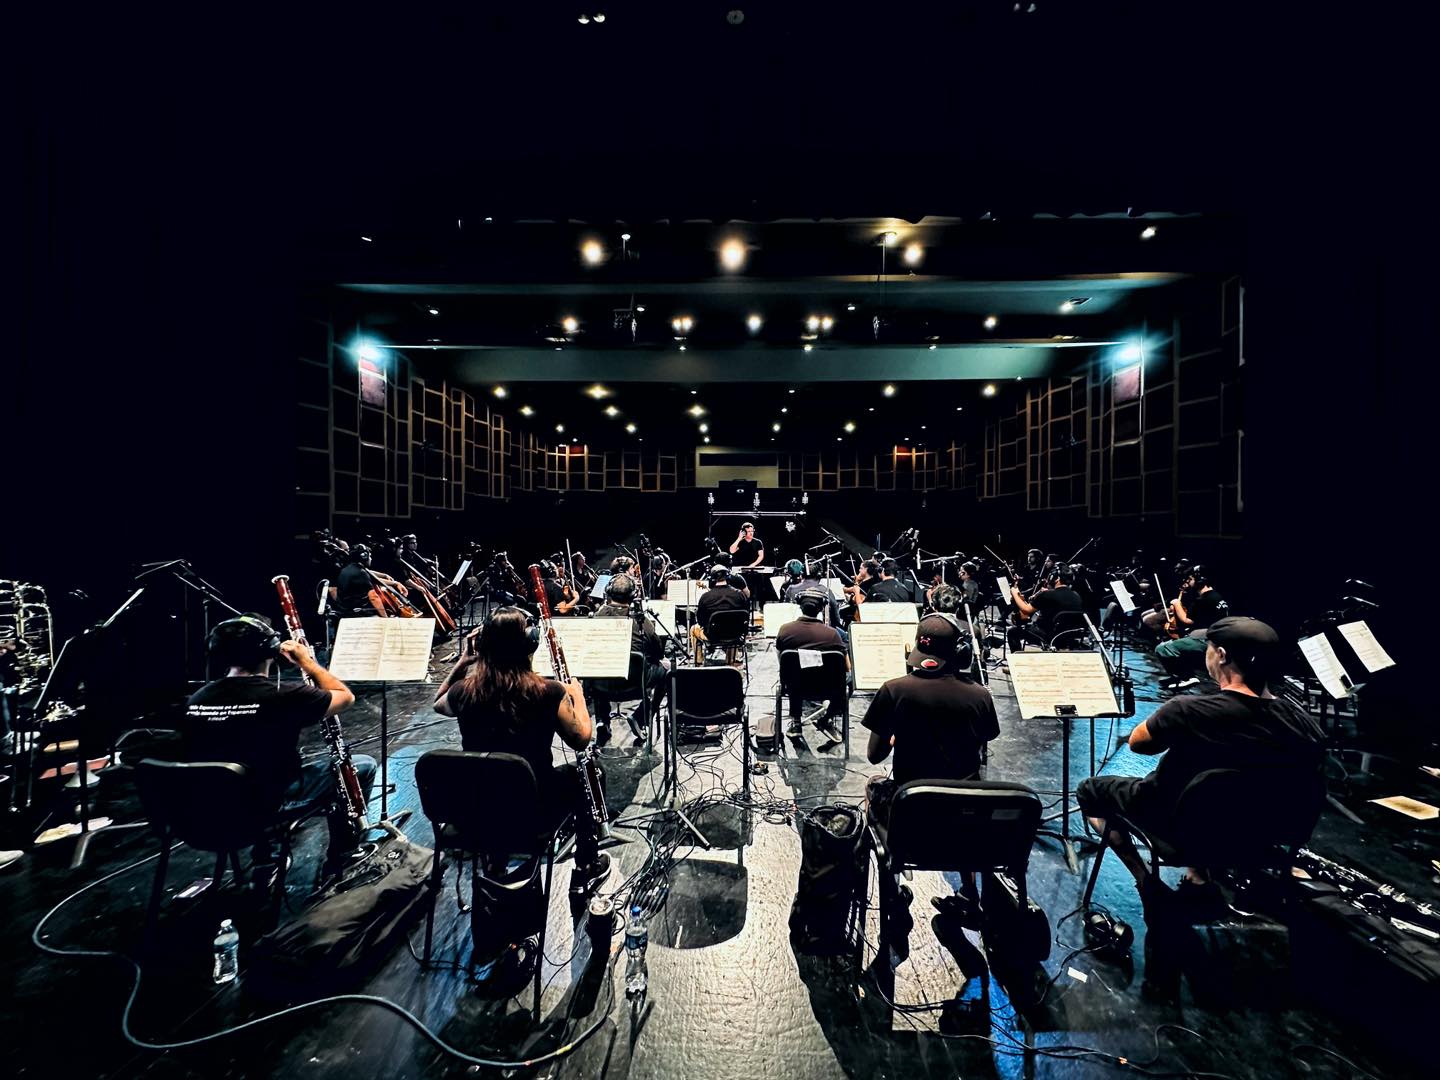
[3,636,1434,1079]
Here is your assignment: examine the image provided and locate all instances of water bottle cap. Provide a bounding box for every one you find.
[630,904,643,915]
[219,919,233,930]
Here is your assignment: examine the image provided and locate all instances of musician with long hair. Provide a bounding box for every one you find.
[432,607,611,895]
[184,615,375,886]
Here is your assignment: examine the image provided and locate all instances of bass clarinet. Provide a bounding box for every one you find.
[528,563,612,841]
[272,574,370,836]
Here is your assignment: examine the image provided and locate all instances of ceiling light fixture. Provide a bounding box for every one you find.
[844,421,856,433]
[1140,225,1157,240]
[984,315,998,330]
[703,436,710,444]
[883,384,896,397]
[520,405,534,416]
[983,384,997,397]
[788,388,796,394]
[688,404,706,417]
[562,316,579,333]
[780,406,788,413]
[820,315,834,331]
[867,406,874,412]
[720,238,747,271]
[556,423,565,433]
[578,14,590,23]
[355,341,382,363]
[585,384,611,399]
[625,423,637,433]
[593,13,605,23]
[581,239,604,265]
[903,242,923,266]
[772,422,781,432]
[493,385,508,398]
[881,231,898,247]
[427,307,439,316]
[604,405,619,417]
[1059,300,1075,314]
[846,303,857,312]
[620,232,631,241]
[747,313,763,332]
[928,344,937,350]
[806,315,820,332]
[635,304,646,313]
[698,422,709,433]
[360,235,373,242]
[803,343,813,352]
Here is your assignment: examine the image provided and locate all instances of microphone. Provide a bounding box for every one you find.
[1342,596,1378,609]
[1345,579,1375,591]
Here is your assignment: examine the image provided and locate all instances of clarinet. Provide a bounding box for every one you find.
[272,574,369,836]
[528,563,611,841]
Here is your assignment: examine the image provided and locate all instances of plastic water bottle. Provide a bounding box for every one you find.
[623,904,648,997]
[212,919,240,984]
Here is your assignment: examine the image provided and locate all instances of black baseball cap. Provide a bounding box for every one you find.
[908,614,961,672]
[1205,616,1280,669]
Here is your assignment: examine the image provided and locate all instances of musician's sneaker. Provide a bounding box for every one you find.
[570,852,611,897]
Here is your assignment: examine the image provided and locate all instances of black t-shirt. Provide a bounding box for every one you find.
[960,578,981,606]
[863,671,1000,785]
[337,563,373,610]
[185,676,333,804]
[1137,689,1324,815]
[867,578,912,603]
[1032,586,1084,631]
[776,617,846,656]
[446,677,567,782]
[1185,589,1228,630]
[594,602,664,663]
[543,578,580,616]
[697,584,749,631]
[732,537,764,566]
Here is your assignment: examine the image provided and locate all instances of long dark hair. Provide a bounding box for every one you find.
[457,608,545,725]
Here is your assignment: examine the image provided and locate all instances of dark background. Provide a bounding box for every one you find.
[9,3,1427,705]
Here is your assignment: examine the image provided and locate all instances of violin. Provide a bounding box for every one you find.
[1154,573,1183,640]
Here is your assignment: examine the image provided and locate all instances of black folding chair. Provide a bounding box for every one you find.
[868,779,1045,959]
[775,648,851,752]
[414,750,564,1018]
[700,607,751,676]
[669,665,750,793]
[1083,766,1326,914]
[135,759,302,942]
[1047,610,1092,650]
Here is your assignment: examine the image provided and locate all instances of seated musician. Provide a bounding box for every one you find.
[866,559,913,603]
[958,561,982,609]
[729,522,765,569]
[336,544,408,617]
[841,558,882,623]
[1153,565,1230,691]
[691,564,750,665]
[780,559,815,601]
[1007,565,1084,650]
[433,608,611,896]
[591,573,667,742]
[185,616,375,885]
[1077,617,1324,913]
[776,589,852,737]
[537,560,582,616]
[863,613,1000,828]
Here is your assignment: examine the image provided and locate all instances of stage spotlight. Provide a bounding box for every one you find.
[984,315,998,330]
[355,341,382,363]
[556,423,565,433]
[1117,342,1145,363]
[803,343,814,352]
[593,13,605,23]
[983,384,997,397]
[1059,300,1075,314]
[780,406,788,413]
[881,231,898,246]
[688,403,706,417]
[1140,225,1157,240]
[493,385,508,398]
[903,242,923,266]
[427,307,439,316]
[720,238,747,271]
[883,384,896,397]
[626,422,637,433]
[844,421,856,433]
[747,313,763,332]
[520,405,535,416]
[604,405,620,417]
[806,315,820,331]
[581,239,604,265]
[846,302,857,311]
[563,316,579,333]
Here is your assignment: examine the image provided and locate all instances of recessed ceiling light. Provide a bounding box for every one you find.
[620,231,631,241]
[563,316,579,333]
[1140,225,1157,240]
[688,403,706,417]
[867,406,874,412]
[555,346,563,351]
[581,239,604,265]
[556,423,565,432]
[703,436,710,444]
[820,315,834,331]
[1059,300,1075,314]
[803,343,814,352]
[846,303,856,312]
[955,406,963,411]
[772,422,782,432]
[493,385,507,398]
[844,421,856,433]
[593,13,606,23]
[720,238,747,271]
[360,235,373,242]
[698,422,709,433]
[903,242,923,266]
[747,313,763,332]
[806,316,820,332]
[572,437,578,444]
[928,344,937,350]
[984,315,998,330]
[427,307,439,316]
[921,424,927,430]
[982,384,997,397]
[520,405,534,416]
[904,436,910,442]
[585,384,611,399]
[787,388,796,394]
[604,405,619,417]
[883,384,896,397]
[625,422,637,433]
[780,406,788,413]
[635,304,646,313]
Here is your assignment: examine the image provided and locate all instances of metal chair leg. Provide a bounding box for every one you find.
[1082,836,1108,906]
[422,846,446,965]
[534,842,556,1021]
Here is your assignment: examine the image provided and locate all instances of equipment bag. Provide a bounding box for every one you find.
[249,823,434,997]
[789,804,865,954]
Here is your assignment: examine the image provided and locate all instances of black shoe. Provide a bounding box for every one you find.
[570,852,611,897]
[786,718,802,737]
[931,893,984,930]
[815,714,839,740]
[626,710,647,744]
[1139,873,1175,919]
[595,721,612,748]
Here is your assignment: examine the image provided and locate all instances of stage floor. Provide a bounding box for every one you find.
[1,636,1428,1079]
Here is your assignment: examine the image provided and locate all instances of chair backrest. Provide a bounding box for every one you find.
[1048,610,1090,648]
[588,649,647,698]
[887,779,1042,873]
[671,665,745,724]
[1168,766,1325,866]
[705,607,751,642]
[135,759,276,853]
[415,750,544,853]
[777,649,848,699]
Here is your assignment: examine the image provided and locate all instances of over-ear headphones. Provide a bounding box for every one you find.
[208,614,283,662]
[605,573,636,603]
[915,611,975,672]
[485,606,540,654]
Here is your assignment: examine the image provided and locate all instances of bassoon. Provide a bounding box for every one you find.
[272,574,369,835]
[528,563,611,841]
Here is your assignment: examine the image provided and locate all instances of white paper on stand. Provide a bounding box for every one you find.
[997,577,1013,606]
[763,602,802,637]
[770,576,788,599]
[643,599,677,637]
[1007,652,1121,719]
[1336,621,1395,674]
[665,579,702,606]
[1298,634,1352,699]
[799,649,824,670]
[329,618,436,682]
[531,618,633,679]
[451,560,472,589]
[855,603,919,624]
[1109,580,1137,614]
[824,578,846,600]
[850,623,911,690]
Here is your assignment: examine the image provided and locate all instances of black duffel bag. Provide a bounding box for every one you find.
[789,804,865,954]
[248,823,434,997]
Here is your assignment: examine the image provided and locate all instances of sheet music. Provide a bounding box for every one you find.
[643,599,677,637]
[530,618,633,678]
[824,578,846,600]
[1299,633,1352,699]
[770,575,788,599]
[590,574,612,600]
[1109,580,1136,614]
[1007,652,1120,718]
[665,579,702,606]
[329,618,436,682]
[451,559,471,588]
[850,623,911,690]
[763,602,802,637]
[1337,621,1395,674]
[856,602,918,624]
[997,576,1012,606]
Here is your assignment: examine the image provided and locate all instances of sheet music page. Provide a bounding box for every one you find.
[997,576,1012,606]
[589,574,612,600]
[328,619,389,681]
[1109,580,1136,614]
[553,618,633,678]
[451,559,471,588]
[850,623,911,690]
[1299,634,1351,699]
[531,642,556,679]
[770,575,788,599]
[856,602,919,624]
[1007,652,1120,718]
[763,602,802,637]
[377,619,438,681]
[665,579,700,606]
[824,578,846,600]
[1337,620,1395,674]
[643,599,677,637]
